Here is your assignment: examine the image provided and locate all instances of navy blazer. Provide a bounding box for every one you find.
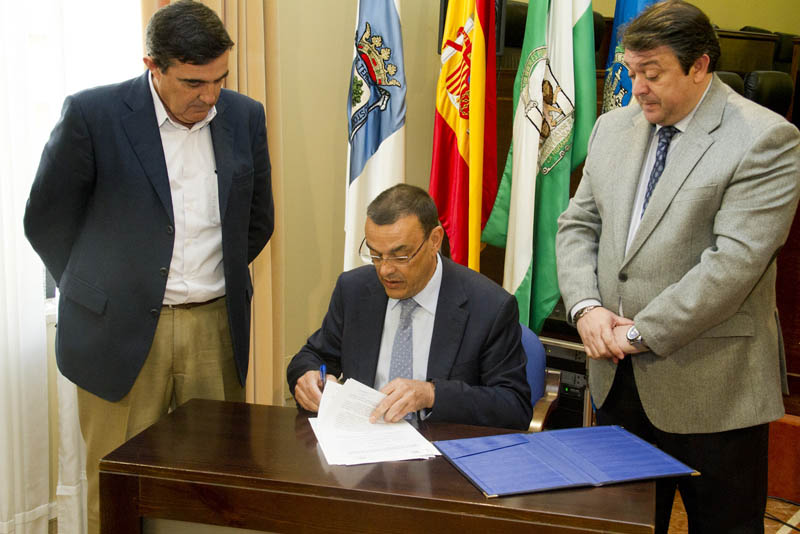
[287,258,532,430]
[24,72,273,401]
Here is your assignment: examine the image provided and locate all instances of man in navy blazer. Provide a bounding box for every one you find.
[288,185,531,430]
[23,2,272,532]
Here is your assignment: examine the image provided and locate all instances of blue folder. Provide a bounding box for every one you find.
[433,425,698,497]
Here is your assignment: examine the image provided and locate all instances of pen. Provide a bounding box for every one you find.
[319,364,326,391]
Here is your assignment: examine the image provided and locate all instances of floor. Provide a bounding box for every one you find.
[668,492,800,533]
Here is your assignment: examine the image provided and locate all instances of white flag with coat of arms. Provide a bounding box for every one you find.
[344,0,406,270]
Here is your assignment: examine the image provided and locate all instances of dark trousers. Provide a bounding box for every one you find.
[596,357,768,534]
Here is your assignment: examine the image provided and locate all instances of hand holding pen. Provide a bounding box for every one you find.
[294,364,331,413]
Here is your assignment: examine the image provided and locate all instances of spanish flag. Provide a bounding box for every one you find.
[429,0,496,270]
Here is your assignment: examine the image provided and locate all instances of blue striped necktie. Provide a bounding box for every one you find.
[642,125,679,216]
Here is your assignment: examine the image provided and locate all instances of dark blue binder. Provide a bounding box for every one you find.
[433,425,698,497]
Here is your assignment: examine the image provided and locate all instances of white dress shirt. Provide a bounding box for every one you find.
[148,73,225,305]
[374,254,443,391]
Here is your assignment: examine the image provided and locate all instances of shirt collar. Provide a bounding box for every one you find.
[657,76,712,135]
[388,254,442,315]
[148,71,216,131]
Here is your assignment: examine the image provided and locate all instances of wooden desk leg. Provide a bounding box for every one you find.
[100,471,141,534]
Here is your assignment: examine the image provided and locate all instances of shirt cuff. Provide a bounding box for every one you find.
[570,299,603,323]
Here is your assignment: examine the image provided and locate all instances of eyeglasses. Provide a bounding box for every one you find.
[359,233,429,266]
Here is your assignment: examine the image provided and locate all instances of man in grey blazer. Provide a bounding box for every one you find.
[556,2,799,532]
[288,184,532,430]
[23,2,273,533]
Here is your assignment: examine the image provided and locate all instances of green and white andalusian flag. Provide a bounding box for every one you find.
[481,0,596,332]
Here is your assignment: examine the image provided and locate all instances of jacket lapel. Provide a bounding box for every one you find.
[623,76,725,265]
[121,72,173,220]
[612,111,653,262]
[210,94,233,220]
[427,260,468,380]
[353,275,388,385]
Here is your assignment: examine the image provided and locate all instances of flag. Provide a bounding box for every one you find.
[344,0,407,271]
[429,0,497,270]
[482,0,596,332]
[602,0,657,113]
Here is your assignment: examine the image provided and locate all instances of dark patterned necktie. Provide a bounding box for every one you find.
[641,125,679,216]
[388,298,418,382]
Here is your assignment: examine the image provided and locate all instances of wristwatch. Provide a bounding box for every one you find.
[626,325,646,347]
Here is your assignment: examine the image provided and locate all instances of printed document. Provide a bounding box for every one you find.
[309,378,440,465]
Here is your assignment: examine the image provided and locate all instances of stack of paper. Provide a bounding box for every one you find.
[309,379,440,466]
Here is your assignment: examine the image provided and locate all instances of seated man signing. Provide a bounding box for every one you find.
[287,184,531,429]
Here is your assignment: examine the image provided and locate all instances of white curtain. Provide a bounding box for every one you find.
[0,18,51,532]
[0,154,49,531]
[0,2,141,533]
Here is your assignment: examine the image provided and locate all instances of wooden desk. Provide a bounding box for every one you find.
[100,399,655,533]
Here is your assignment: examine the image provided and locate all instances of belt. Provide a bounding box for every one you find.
[163,296,224,310]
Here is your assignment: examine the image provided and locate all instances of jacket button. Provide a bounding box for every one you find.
[160,267,168,276]
[166,225,174,234]
[150,308,160,317]
[618,273,628,282]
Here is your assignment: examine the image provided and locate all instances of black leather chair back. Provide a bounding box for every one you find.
[773,32,797,73]
[504,1,527,49]
[739,25,771,34]
[743,70,793,117]
[716,71,745,95]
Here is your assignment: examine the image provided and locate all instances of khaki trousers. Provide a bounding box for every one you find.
[77,297,244,534]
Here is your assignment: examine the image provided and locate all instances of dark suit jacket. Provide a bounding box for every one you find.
[287,258,532,430]
[24,72,273,402]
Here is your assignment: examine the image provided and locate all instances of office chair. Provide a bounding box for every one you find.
[593,10,606,68]
[520,323,560,432]
[739,25,771,34]
[743,70,794,117]
[773,32,797,74]
[716,71,745,96]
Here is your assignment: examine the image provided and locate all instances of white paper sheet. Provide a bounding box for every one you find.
[309,379,440,466]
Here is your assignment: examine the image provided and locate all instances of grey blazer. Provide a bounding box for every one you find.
[556,75,800,434]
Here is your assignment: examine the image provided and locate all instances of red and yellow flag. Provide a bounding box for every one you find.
[429,0,497,270]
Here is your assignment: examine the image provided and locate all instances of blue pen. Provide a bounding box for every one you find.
[319,364,326,391]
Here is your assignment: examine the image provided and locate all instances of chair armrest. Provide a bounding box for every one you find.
[527,369,561,433]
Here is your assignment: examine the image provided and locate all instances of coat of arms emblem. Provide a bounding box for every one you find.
[440,16,474,120]
[603,47,632,113]
[349,22,402,140]
[521,46,575,175]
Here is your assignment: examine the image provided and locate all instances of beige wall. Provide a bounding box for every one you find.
[591,0,799,34]
[267,0,440,394]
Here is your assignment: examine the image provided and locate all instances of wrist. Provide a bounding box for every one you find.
[574,305,599,323]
